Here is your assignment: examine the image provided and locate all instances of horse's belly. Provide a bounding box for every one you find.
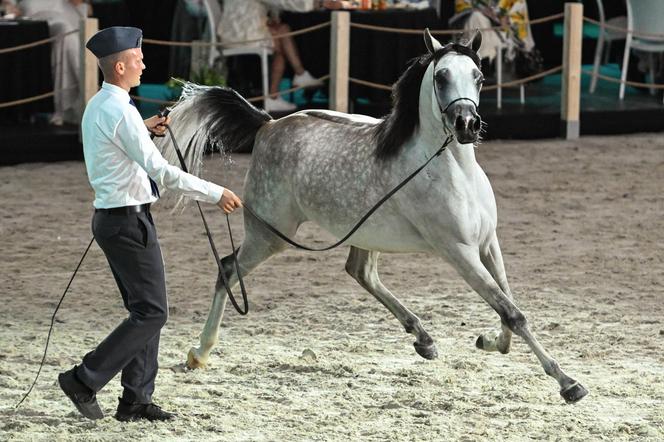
[314,216,433,253]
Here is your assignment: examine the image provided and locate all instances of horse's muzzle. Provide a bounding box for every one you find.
[447,103,481,144]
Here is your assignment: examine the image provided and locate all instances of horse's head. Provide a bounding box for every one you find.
[424,29,484,145]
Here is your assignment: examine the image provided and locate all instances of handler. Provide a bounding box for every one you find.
[57,26,242,422]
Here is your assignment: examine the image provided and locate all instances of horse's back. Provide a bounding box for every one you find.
[245,109,384,225]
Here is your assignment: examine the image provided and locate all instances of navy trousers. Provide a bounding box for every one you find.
[76,209,168,404]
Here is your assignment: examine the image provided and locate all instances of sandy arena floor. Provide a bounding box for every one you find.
[0,133,663,441]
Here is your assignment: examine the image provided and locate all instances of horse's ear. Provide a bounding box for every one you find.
[423,28,442,55]
[470,29,482,54]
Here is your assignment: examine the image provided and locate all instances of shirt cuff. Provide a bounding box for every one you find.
[208,183,225,204]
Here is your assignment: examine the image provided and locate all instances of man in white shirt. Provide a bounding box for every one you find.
[57,26,242,422]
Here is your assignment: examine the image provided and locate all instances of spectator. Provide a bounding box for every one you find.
[169,0,210,80]
[452,0,540,78]
[219,0,343,112]
[8,0,92,125]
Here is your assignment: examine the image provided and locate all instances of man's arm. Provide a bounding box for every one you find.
[115,112,242,212]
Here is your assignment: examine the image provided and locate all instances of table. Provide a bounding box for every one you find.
[0,19,53,123]
[282,8,445,103]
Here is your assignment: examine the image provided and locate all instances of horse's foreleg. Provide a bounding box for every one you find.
[449,244,588,403]
[477,233,513,354]
[345,247,437,360]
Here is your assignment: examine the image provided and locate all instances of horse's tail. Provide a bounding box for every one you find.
[155,82,272,180]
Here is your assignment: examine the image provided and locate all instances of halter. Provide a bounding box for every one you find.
[431,43,481,136]
[434,80,479,139]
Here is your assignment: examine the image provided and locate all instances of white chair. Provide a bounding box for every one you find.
[495,43,526,110]
[619,0,664,102]
[202,0,272,104]
[589,0,627,93]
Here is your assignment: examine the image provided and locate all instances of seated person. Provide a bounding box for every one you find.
[452,0,539,78]
[219,0,343,112]
[7,0,93,125]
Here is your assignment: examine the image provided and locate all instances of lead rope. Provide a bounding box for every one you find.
[15,237,95,409]
[165,126,249,316]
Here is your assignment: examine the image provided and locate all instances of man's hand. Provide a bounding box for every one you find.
[218,189,242,214]
[145,114,171,137]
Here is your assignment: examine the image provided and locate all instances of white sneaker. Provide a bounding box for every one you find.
[264,96,297,112]
[49,113,64,126]
[292,70,323,88]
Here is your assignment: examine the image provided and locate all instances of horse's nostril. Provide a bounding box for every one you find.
[472,118,481,132]
[455,116,465,131]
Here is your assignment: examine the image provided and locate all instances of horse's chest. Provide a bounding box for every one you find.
[442,180,496,245]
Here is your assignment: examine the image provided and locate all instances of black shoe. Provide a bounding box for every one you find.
[115,398,175,422]
[58,366,104,420]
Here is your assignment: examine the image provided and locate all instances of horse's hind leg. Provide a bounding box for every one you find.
[187,214,292,369]
[345,247,438,360]
[476,233,513,354]
[448,244,588,403]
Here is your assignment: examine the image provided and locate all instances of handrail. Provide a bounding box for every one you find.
[0,91,55,108]
[0,29,78,55]
[350,12,565,35]
[349,65,563,93]
[583,16,664,40]
[128,74,331,106]
[581,69,664,89]
[143,22,331,48]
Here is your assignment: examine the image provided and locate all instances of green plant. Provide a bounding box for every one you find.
[191,66,226,87]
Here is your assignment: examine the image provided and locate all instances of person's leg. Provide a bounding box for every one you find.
[273,23,305,75]
[76,211,167,396]
[270,52,286,96]
[120,332,160,404]
[269,24,286,96]
[270,23,322,89]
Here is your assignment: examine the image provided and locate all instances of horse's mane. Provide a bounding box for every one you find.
[373,42,480,160]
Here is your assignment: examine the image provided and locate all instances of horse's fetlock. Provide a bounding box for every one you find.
[544,359,561,377]
[404,317,419,334]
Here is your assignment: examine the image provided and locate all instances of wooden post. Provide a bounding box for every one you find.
[330,11,349,113]
[561,2,582,140]
[80,18,99,119]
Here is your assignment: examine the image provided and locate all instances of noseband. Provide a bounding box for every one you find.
[441,96,478,114]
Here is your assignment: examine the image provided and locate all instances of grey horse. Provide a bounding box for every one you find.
[156,30,588,403]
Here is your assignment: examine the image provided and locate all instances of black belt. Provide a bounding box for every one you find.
[95,203,151,215]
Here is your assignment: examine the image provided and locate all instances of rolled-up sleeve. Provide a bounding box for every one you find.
[115,112,224,204]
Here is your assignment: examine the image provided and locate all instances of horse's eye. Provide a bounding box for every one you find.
[476,76,485,86]
[435,69,449,83]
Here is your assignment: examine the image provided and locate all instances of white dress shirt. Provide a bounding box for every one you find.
[82,82,224,209]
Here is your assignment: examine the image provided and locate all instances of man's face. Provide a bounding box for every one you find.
[121,48,145,88]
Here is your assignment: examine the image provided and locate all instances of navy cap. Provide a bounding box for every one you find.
[86,26,143,58]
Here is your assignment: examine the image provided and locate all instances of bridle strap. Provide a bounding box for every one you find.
[442,97,478,114]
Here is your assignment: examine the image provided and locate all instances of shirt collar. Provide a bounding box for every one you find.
[101,81,130,99]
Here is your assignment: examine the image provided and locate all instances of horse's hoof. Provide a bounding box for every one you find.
[475,331,510,354]
[186,347,207,370]
[413,341,438,360]
[560,381,589,404]
[475,335,485,349]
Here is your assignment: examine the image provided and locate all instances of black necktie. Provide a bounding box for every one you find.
[129,97,160,198]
